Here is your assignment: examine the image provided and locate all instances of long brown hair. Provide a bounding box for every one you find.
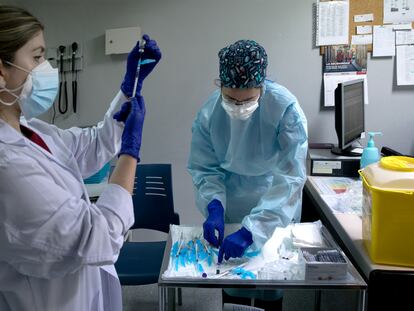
[0,5,44,65]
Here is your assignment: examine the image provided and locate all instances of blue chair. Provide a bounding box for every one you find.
[115,164,181,304]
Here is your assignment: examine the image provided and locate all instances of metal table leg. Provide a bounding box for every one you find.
[158,286,176,311]
[177,287,182,306]
[357,289,367,311]
[159,286,166,311]
[314,290,321,311]
[168,288,176,311]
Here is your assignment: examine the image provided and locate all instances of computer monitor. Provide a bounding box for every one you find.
[331,79,365,156]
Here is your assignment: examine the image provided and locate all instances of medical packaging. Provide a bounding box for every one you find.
[163,222,328,281]
[300,247,348,280]
[359,156,414,267]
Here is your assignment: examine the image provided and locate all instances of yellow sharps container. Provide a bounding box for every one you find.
[359,156,414,267]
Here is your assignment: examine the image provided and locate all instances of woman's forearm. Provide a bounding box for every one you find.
[109,155,137,194]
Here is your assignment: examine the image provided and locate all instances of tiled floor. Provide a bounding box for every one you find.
[122,284,359,311]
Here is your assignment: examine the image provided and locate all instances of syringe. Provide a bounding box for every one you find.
[131,37,146,98]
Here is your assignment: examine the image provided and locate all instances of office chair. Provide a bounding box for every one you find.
[114,164,182,305]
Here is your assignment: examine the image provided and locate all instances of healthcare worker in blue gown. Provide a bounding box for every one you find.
[0,5,161,311]
[188,39,308,310]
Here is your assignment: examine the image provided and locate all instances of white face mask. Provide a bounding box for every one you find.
[221,97,259,120]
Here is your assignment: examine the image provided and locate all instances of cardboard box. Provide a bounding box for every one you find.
[301,247,348,280]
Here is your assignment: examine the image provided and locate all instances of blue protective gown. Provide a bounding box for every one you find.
[188,80,308,251]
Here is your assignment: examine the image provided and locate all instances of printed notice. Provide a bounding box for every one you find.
[396,29,414,44]
[373,25,396,57]
[324,73,369,107]
[316,1,349,46]
[351,34,373,45]
[356,25,373,34]
[397,45,414,85]
[384,0,414,24]
[354,13,374,22]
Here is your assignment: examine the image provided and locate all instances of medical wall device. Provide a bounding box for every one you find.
[47,43,83,118]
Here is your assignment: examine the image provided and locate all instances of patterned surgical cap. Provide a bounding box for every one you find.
[218,39,268,89]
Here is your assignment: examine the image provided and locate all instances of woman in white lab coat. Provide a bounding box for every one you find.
[0,5,161,311]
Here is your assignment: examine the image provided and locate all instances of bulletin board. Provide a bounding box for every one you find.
[320,0,414,54]
[349,0,383,52]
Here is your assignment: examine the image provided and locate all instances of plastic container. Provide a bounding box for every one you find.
[360,132,382,169]
[359,156,414,267]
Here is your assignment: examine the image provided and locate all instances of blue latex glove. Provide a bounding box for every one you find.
[121,34,162,97]
[218,227,253,263]
[114,96,145,160]
[113,99,131,123]
[203,199,225,248]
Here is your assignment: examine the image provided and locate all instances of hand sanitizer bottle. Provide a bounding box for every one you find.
[360,132,383,169]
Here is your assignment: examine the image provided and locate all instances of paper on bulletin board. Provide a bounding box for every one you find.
[316,0,350,46]
[393,23,413,30]
[351,34,373,45]
[373,25,396,57]
[356,25,373,34]
[354,13,374,23]
[396,45,414,85]
[323,73,369,107]
[384,0,414,24]
[323,45,367,73]
[396,29,414,45]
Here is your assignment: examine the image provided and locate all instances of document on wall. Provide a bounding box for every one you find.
[315,0,349,46]
[384,0,414,24]
[396,45,414,85]
[351,34,373,45]
[356,25,373,35]
[354,13,374,23]
[323,73,369,107]
[396,29,414,44]
[323,45,367,73]
[393,23,413,30]
[373,25,396,57]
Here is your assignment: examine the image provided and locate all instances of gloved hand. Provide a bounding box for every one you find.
[218,227,253,263]
[114,96,146,160]
[113,99,131,123]
[121,34,162,98]
[203,199,225,248]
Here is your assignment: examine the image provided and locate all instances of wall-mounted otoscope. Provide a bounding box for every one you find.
[58,45,68,114]
[71,42,78,113]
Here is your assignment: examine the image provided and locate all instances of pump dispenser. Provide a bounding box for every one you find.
[361,132,383,169]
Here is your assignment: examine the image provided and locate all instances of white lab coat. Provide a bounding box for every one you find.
[0,91,134,311]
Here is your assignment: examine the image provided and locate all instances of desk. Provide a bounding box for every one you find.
[158,225,366,311]
[305,176,414,311]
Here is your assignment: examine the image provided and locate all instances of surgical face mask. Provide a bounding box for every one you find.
[221,96,259,120]
[0,60,58,119]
